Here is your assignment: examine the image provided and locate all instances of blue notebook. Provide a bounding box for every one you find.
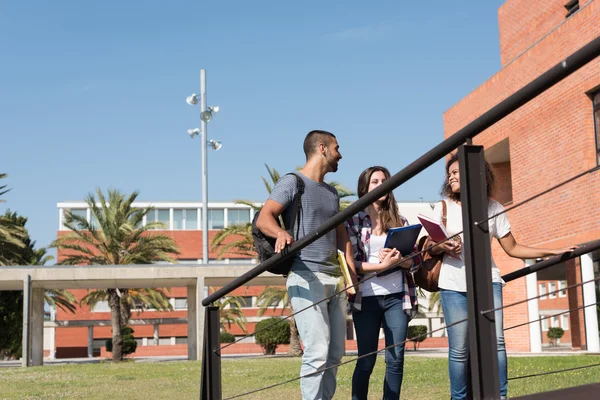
[383,224,423,256]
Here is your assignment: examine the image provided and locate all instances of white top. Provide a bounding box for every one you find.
[434,199,511,292]
[360,234,405,297]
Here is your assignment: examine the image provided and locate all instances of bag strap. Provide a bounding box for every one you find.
[286,172,305,240]
[441,199,447,227]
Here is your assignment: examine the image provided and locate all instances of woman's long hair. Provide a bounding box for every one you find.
[357,166,404,233]
[440,153,496,202]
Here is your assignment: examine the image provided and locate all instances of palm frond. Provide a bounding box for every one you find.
[326,181,355,199]
[233,200,261,211]
[45,290,78,313]
[256,286,289,316]
[211,223,254,259]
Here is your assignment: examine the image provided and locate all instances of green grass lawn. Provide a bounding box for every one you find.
[0,355,599,399]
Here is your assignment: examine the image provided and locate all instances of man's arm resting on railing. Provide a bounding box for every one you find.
[497,232,577,259]
[256,199,294,253]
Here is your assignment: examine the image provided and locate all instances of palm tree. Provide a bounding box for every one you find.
[427,291,441,315]
[0,174,27,266]
[214,295,247,334]
[51,188,180,362]
[256,286,302,356]
[210,223,255,259]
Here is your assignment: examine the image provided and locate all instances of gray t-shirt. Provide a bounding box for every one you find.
[268,172,340,275]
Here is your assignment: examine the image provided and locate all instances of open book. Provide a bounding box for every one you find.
[417,214,462,260]
[337,250,356,295]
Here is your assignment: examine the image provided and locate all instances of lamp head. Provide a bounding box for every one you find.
[186,93,199,105]
[187,128,201,138]
[200,110,213,123]
[208,139,222,151]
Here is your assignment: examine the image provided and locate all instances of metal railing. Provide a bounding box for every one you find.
[199,34,600,400]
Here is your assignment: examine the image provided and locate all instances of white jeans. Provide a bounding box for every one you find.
[286,270,348,400]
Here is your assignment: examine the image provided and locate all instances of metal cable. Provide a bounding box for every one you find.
[222,317,467,400]
[505,300,600,331]
[475,165,599,228]
[508,363,600,381]
[218,162,600,353]
[481,275,600,315]
[219,164,600,351]
[218,232,462,351]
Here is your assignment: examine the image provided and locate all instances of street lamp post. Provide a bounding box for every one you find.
[187,69,220,266]
[200,70,208,266]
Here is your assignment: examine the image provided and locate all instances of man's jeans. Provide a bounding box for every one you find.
[440,282,508,400]
[351,292,409,400]
[287,270,347,400]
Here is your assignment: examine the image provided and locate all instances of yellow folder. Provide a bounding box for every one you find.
[337,249,356,295]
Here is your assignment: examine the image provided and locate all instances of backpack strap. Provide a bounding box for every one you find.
[286,172,305,240]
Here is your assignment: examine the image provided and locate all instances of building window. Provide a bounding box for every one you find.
[173,209,198,230]
[558,281,567,297]
[175,337,188,345]
[561,315,569,330]
[549,282,557,299]
[593,90,600,165]
[158,337,172,346]
[173,209,183,230]
[541,317,549,331]
[147,209,170,229]
[539,283,547,300]
[185,209,198,230]
[90,211,103,230]
[237,296,254,308]
[208,209,225,229]
[565,0,579,18]
[64,208,88,229]
[91,301,110,312]
[174,298,188,310]
[228,209,251,226]
[551,316,560,328]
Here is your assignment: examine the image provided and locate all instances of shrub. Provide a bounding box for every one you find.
[407,325,428,351]
[255,317,290,355]
[106,326,137,356]
[547,327,564,346]
[220,332,235,343]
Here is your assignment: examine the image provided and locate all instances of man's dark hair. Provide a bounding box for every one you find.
[303,130,336,159]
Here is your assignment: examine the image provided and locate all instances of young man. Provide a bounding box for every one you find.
[257,130,356,400]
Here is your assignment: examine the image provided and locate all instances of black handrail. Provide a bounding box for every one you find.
[502,239,600,283]
[202,34,600,307]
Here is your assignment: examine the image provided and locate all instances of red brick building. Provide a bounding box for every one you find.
[443,0,600,352]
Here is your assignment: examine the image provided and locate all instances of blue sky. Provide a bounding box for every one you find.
[1,0,506,255]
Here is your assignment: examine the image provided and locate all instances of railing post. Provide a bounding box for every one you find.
[459,145,500,399]
[200,305,222,400]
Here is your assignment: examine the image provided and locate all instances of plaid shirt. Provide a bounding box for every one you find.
[345,211,421,317]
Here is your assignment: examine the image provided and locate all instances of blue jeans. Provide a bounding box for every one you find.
[351,293,409,400]
[440,283,507,399]
[287,270,347,400]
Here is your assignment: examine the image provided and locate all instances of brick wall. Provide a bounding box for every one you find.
[444,0,600,351]
[498,0,570,66]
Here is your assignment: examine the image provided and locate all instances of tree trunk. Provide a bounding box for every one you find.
[108,290,123,362]
[288,316,303,356]
[119,296,131,328]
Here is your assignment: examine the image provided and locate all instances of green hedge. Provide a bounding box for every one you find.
[255,318,290,355]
